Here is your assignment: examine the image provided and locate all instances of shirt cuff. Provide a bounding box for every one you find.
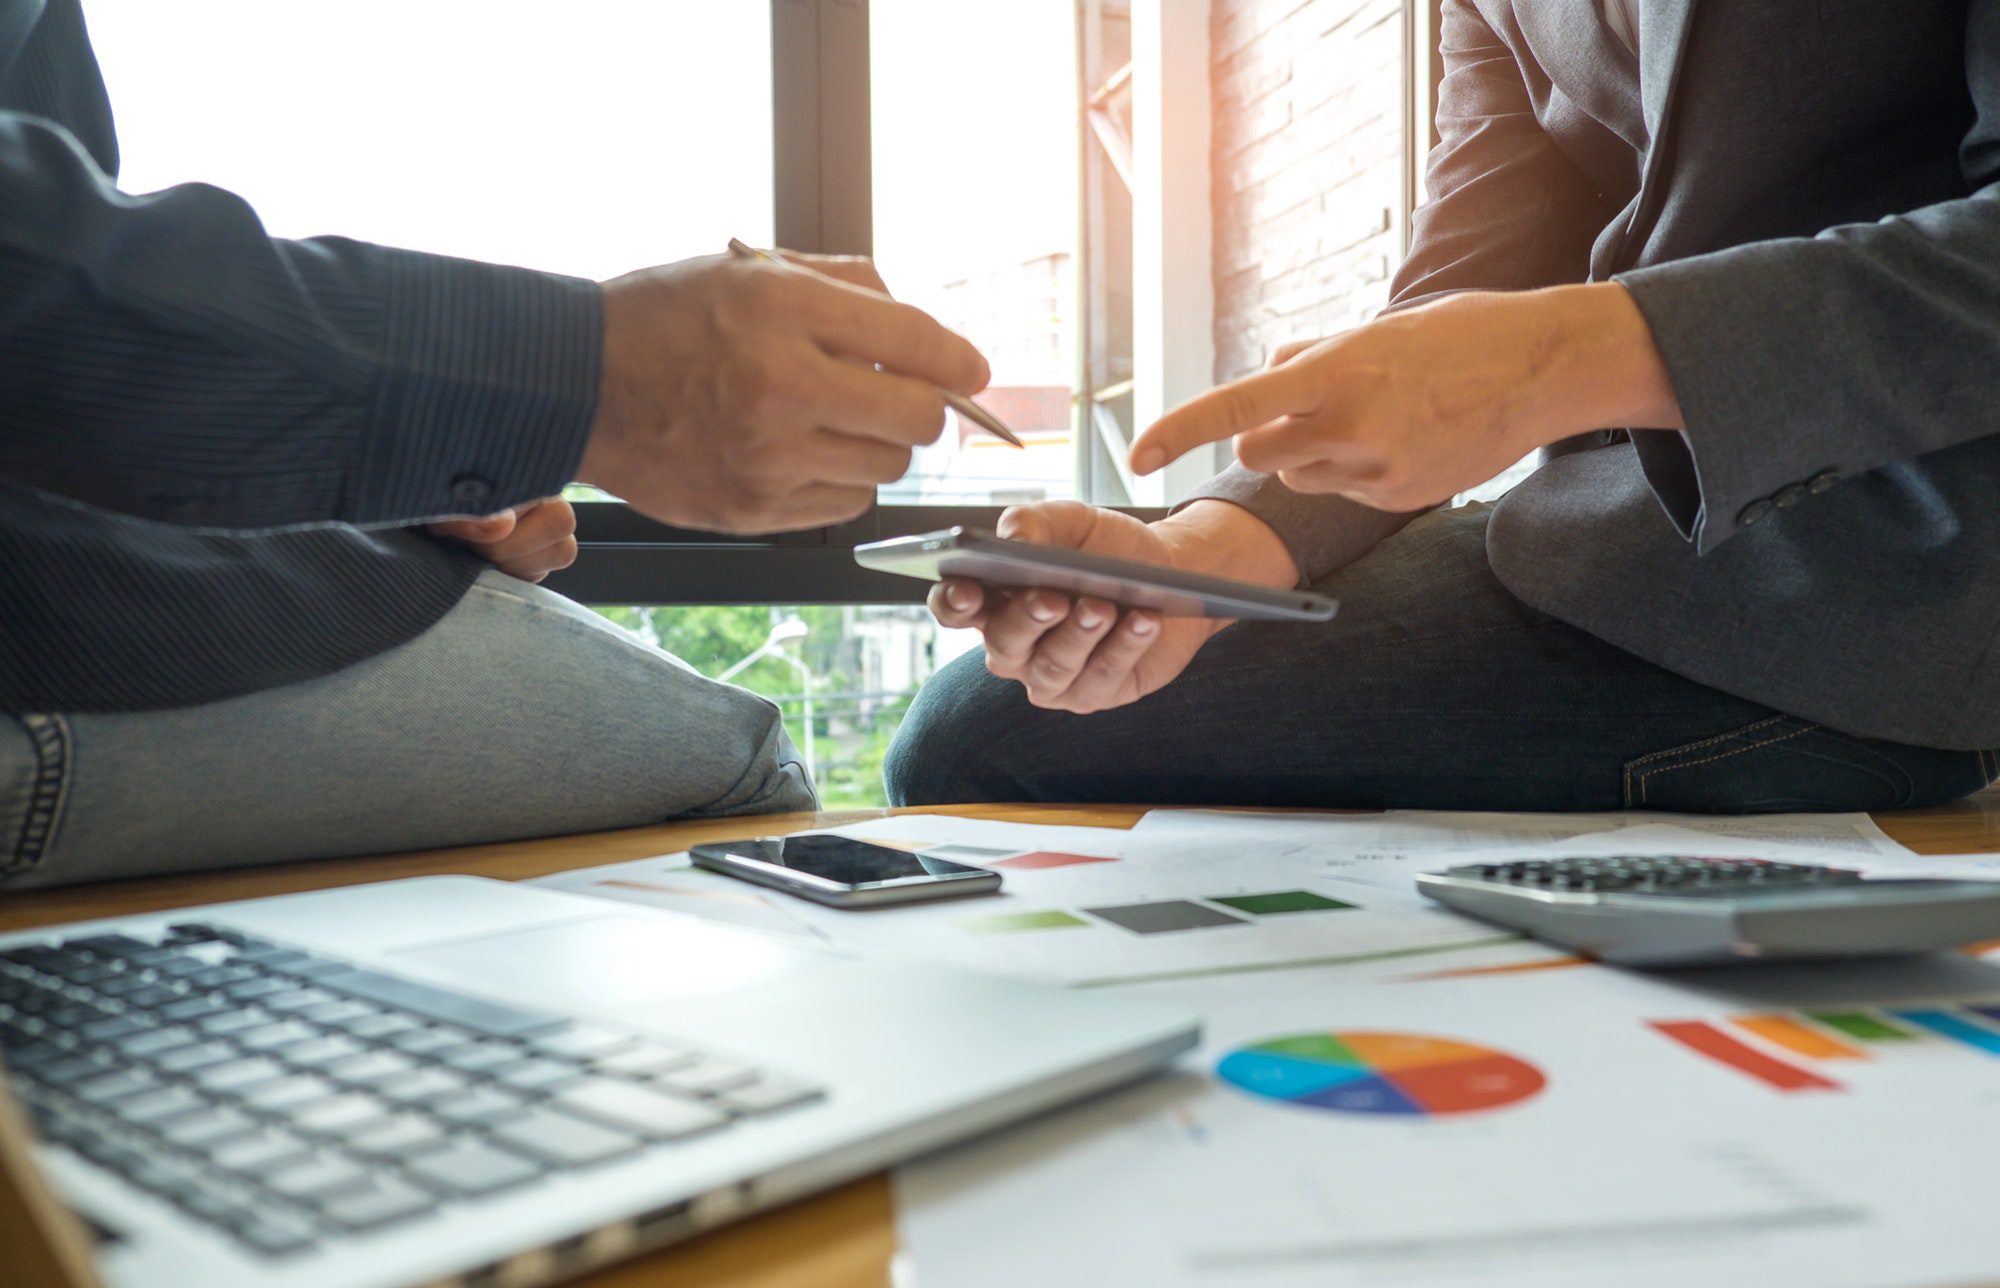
[1174,462,1423,585]
[1614,256,1846,554]
[355,248,602,522]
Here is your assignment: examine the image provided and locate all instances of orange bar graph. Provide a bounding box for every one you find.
[1732,1014,1868,1061]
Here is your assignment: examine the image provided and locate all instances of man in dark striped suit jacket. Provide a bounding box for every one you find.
[0,0,988,888]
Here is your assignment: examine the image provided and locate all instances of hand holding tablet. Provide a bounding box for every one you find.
[855,527,1336,621]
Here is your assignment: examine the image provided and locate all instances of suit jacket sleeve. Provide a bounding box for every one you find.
[1178,0,1612,583]
[1615,2,2000,554]
[0,109,601,532]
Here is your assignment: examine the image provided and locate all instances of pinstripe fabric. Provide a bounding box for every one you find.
[0,0,601,713]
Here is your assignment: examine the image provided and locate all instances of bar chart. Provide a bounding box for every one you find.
[1650,1001,2000,1092]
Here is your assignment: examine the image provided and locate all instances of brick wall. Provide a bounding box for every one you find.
[1210,0,1405,382]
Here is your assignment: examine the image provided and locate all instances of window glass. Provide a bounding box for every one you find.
[86,0,773,280]
[870,0,1082,507]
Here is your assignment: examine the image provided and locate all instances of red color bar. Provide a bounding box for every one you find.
[1648,1020,1843,1092]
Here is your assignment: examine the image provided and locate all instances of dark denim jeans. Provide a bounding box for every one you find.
[887,504,1996,812]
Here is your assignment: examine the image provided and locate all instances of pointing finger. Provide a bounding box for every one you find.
[1130,363,1320,476]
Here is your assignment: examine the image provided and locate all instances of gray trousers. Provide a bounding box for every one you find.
[1,571,817,891]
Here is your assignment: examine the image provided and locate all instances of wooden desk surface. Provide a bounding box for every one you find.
[7,793,1999,1288]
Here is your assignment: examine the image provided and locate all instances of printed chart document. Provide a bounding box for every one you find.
[1133,807,1914,861]
[895,951,2000,1288]
[530,814,1514,986]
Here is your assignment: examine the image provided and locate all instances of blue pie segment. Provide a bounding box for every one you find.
[1214,1050,1373,1101]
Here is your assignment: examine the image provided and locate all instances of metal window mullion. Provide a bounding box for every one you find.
[773,0,871,256]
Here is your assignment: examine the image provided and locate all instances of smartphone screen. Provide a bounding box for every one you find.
[737,836,989,885]
[689,835,1002,906]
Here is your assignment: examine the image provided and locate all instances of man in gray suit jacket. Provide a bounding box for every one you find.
[887,0,2000,813]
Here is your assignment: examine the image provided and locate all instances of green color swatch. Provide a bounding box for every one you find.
[1808,1011,1915,1042]
[956,909,1090,935]
[1209,890,1355,916]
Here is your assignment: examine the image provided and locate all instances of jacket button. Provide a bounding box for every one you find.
[1737,498,1774,527]
[1806,470,1839,495]
[1773,483,1808,510]
[449,475,494,510]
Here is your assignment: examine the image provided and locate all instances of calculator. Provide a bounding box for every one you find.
[1414,856,2000,966]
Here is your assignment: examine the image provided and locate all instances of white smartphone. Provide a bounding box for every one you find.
[853,527,1338,621]
[688,835,1004,908]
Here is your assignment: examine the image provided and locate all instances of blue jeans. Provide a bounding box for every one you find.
[887,504,1995,812]
[1,570,817,891]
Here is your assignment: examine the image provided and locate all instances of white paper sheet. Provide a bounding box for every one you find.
[530,814,1515,986]
[894,952,2000,1288]
[1133,807,1913,866]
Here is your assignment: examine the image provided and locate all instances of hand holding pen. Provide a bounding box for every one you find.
[728,239,1024,448]
[573,242,993,534]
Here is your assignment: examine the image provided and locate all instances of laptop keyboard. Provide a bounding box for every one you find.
[0,922,823,1257]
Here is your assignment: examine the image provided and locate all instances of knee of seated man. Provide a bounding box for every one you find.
[887,648,1042,805]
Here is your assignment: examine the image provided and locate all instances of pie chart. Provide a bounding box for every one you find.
[1216,1030,1545,1116]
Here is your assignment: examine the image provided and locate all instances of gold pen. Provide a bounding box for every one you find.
[727,238,1025,449]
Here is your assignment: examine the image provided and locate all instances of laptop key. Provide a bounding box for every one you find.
[339,1011,421,1042]
[405,1139,545,1197]
[222,977,291,1002]
[66,934,154,958]
[592,1041,694,1078]
[194,1056,289,1092]
[237,1073,339,1111]
[322,1049,418,1087]
[115,1025,198,1059]
[433,1085,528,1127]
[36,1053,111,1083]
[78,1014,155,1042]
[259,987,340,1015]
[488,1107,640,1167]
[196,1008,272,1038]
[235,1020,320,1052]
[291,1093,392,1135]
[319,1176,434,1232]
[117,1085,210,1125]
[295,999,376,1028]
[489,1056,586,1094]
[436,1041,521,1074]
[716,1075,823,1116]
[73,1068,163,1106]
[654,1057,757,1096]
[158,994,231,1022]
[264,1154,371,1202]
[233,1213,318,1257]
[280,1034,369,1069]
[154,1041,239,1075]
[156,1105,258,1149]
[531,1024,635,1061]
[206,1126,315,1173]
[555,1078,730,1139]
[387,1027,467,1056]
[346,1113,451,1160]
[372,1067,470,1106]
[315,968,563,1039]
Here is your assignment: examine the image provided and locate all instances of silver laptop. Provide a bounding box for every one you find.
[0,875,1197,1288]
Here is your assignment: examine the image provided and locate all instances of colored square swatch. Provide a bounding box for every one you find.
[1085,900,1249,935]
[992,850,1121,871]
[956,909,1090,935]
[1208,890,1355,916]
